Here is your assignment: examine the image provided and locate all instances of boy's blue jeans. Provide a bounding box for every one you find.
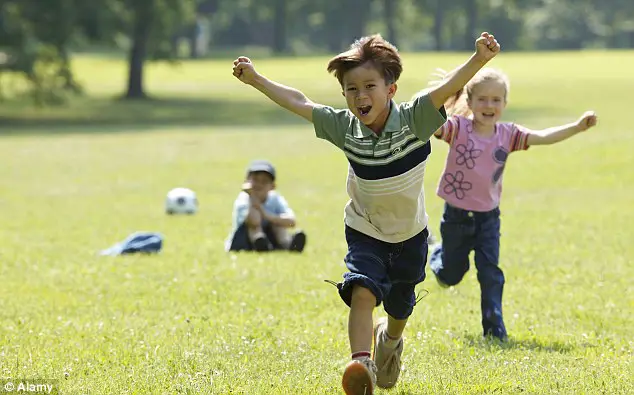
[429,203,506,339]
[335,225,429,320]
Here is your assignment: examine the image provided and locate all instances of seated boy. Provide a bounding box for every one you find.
[225,160,306,253]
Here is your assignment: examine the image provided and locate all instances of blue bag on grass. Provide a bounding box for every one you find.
[100,232,163,256]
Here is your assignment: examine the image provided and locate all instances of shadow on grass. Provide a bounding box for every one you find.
[0,96,310,135]
[463,333,576,353]
[0,95,562,135]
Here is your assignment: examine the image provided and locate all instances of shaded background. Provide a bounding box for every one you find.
[1,0,633,106]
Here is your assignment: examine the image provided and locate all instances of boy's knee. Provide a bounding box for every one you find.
[246,223,263,234]
[336,272,384,309]
[383,284,417,320]
[246,216,262,229]
[271,225,291,247]
[351,285,377,307]
[245,208,263,227]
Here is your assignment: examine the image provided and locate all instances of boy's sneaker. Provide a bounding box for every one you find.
[288,230,306,253]
[342,358,377,395]
[372,317,403,389]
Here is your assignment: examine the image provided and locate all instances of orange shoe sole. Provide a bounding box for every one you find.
[342,360,373,395]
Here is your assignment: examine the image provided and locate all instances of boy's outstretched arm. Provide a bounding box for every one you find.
[428,32,500,109]
[526,111,598,146]
[233,56,316,122]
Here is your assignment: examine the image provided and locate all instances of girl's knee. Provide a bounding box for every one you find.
[443,269,468,285]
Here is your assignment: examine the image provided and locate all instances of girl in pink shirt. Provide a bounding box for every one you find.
[428,68,598,341]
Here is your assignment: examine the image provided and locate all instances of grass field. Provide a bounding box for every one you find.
[1,50,633,394]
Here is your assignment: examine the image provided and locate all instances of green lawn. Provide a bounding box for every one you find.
[0,50,633,394]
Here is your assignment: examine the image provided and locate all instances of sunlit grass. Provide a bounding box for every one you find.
[0,51,632,394]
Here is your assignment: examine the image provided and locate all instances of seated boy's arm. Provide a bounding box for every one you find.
[263,212,296,228]
[233,57,317,122]
[233,192,251,226]
[260,194,296,228]
[260,210,296,228]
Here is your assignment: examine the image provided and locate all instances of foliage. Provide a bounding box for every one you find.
[0,0,632,105]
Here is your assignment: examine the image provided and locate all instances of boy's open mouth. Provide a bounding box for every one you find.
[358,105,372,116]
[482,112,495,118]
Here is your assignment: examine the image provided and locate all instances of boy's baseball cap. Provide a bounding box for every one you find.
[246,160,276,180]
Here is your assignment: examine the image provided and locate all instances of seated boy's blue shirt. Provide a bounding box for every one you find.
[311,92,447,243]
[225,191,294,250]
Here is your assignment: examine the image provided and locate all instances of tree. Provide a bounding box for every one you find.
[0,0,84,105]
[121,0,196,99]
[126,0,155,98]
[81,0,196,99]
[345,0,369,42]
[272,0,288,53]
[463,0,477,50]
[384,0,398,47]
[432,0,444,50]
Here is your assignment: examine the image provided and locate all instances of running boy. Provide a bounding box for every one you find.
[225,159,306,253]
[427,67,598,341]
[232,32,500,394]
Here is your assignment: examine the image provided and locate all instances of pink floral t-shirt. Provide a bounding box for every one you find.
[435,115,530,212]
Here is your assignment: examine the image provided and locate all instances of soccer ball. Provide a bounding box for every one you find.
[165,187,198,215]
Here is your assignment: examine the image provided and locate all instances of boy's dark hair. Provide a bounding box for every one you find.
[326,34,402,87]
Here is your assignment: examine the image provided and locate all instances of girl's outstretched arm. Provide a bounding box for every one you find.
[233,56,317,122]
[526,111,598,146]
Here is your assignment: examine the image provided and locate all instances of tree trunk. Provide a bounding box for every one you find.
[464,0,477,50]
[58,46,82,94]
[325,7,343,52]
[384,0,397,46]
[125,0,154,99]
[346,0,368,42]
[433,0,444,51]
[272,0,287,53]
[189,24,200,59]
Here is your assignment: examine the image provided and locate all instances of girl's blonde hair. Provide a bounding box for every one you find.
[420,67,510,117]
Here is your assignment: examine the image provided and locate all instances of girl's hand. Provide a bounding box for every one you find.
[575,111,598,132]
